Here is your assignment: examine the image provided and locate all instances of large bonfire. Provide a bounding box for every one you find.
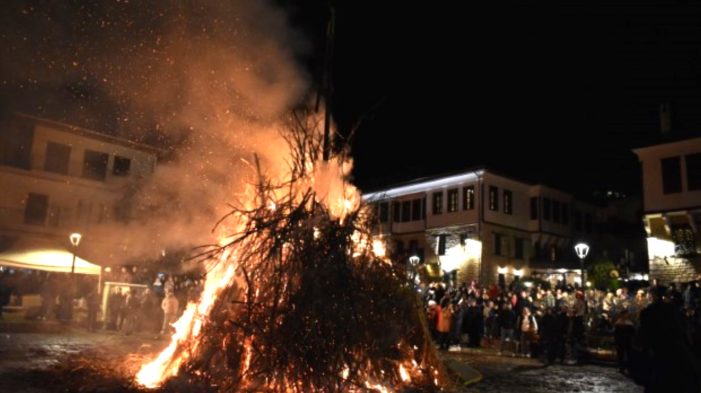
[135,110,447,392]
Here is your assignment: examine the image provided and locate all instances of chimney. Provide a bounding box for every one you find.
[659,102,672,135]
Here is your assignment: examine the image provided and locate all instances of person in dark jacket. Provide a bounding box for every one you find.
[614,310,635,374]
[556,305,571,364]
[540,307,562,364]
[86,288,100,332]
[497,302,516,355]
[636,286,701,392]
[466,299,484,348]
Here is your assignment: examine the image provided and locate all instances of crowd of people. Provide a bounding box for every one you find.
[422,278,701,391]
[0,268,203,337]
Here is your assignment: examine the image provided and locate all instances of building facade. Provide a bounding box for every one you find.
[363,168,602,286]
[0,113,159,262]
[634,137,701,283]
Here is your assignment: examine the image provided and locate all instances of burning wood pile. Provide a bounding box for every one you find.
[135,111,448,392]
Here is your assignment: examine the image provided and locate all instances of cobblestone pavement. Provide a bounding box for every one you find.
[446,348,643,393]
[0,331,644,393]
[0,331,160,393]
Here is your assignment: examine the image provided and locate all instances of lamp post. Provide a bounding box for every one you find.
[574,242,589,289]
[69,233,82,274]
[66,232,82,323]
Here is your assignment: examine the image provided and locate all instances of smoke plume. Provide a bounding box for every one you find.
[0,0,323,267]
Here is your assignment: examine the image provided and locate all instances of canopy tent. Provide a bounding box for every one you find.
[0,239,102,275]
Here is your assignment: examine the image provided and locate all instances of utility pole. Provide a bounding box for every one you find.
[316,6,335,162]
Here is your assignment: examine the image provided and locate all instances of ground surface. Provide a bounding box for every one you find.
[0,329,156,393]
[0,326,643,393]
[445,347,643,393]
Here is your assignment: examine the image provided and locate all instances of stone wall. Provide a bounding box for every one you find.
[649,255,701,283]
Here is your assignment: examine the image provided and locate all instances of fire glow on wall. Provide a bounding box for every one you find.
[437,239,482,273]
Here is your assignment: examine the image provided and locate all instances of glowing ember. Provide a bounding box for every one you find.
[136,255,238,388]
[372,239,386,258]
[364,381,393,393]
[134,114,446,392]
[398,364,410,382]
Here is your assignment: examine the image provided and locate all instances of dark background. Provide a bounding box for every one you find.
[3,0,701,197]
[292,1,701,196]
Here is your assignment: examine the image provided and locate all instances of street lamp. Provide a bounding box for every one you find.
[69,232,82,274]
[574,242,589,289]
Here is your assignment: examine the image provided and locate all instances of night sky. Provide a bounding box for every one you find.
[326,1,701,196]
[3,1,701,198]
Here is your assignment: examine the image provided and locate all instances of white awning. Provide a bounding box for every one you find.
[0,240,101,275]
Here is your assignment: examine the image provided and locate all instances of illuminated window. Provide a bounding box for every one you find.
[447,189,458,212]
[463,186,475,210]
[433,192,443,214]
[489,186,499,211]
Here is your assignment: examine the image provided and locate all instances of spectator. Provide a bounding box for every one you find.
[635,286,701,392]
[516,307,538,357]
[161,289,180,335]
[497,302,517,356]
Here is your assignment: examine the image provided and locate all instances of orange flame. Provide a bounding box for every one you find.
[398,364,410,383]
[136,249,238,388]
[134,146,437,391]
